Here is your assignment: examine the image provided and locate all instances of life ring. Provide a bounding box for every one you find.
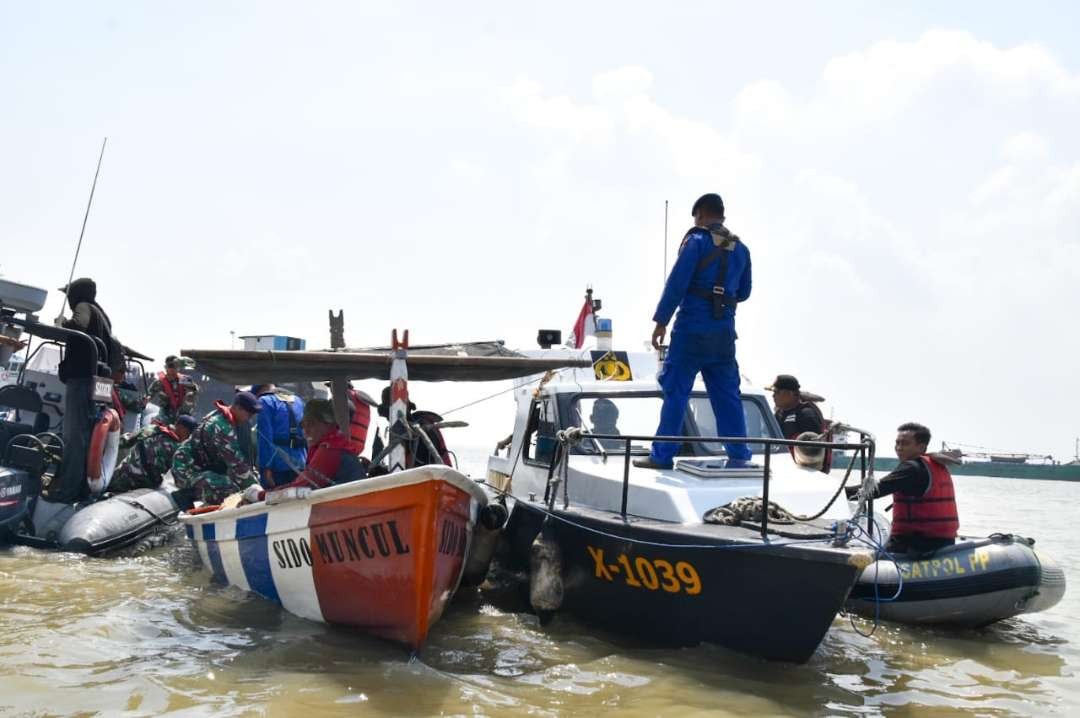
[86,408,122,495]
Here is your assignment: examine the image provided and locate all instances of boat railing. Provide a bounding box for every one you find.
[549,429,877,540]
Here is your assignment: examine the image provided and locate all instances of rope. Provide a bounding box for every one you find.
[439,353,603,418]
[703,497,798,526]
[791,452,859,521]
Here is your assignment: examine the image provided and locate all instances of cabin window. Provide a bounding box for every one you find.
[690,396,784,455]
[563,393,782,456]
[523,397,558,465]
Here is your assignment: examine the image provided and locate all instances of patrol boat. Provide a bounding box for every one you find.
[0,279,180,555]
[179,331,590,649]
[847,533,1066,626]
[481,322,881,663]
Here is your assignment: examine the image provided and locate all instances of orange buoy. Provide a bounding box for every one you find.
[86,408,121,495]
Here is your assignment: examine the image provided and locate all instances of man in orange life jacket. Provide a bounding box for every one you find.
[325,382,376,455]
[243,399,366,503]
[846,422,959,555]
[147,355,199,426]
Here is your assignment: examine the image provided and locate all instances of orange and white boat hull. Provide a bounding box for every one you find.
[180,465,487,648]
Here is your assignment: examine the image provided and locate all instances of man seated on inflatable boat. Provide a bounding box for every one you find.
[242,399,366,504]
[846,421,958,555]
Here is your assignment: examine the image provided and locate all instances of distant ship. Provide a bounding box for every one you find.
[831,440,1080,481]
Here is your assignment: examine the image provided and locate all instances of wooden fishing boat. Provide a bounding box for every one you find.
[182,465,487,648]
[179,329,588,649]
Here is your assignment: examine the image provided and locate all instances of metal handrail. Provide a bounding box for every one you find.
[552,430,877,540]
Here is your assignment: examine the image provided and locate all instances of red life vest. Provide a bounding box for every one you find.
[158,372,188,413]
[214,399,239,426]
[347,389,371,454]
[890,455,959,539]
[297,429,356,489]
[158,424,182,442]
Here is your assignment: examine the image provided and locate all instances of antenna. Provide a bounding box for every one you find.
[56,137,108,324]
[663,199,669,282]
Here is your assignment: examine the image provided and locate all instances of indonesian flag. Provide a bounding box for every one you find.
[566,296,596,349]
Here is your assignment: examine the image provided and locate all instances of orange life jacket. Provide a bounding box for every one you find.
[158,372,188,413]
[347,389,371,454]
[890,455,959,539]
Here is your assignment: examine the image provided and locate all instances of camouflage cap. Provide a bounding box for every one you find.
[303,398,337,424]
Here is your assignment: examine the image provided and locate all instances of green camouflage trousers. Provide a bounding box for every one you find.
[173,468,253,504]
[108,463,157,493]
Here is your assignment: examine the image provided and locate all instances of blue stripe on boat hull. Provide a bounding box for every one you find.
[201,523,227,584]
[236,513,280,604]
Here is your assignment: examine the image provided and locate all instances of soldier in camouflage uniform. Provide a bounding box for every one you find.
[171,392,261,506]
[112,368,148,416]
[147,355,199,426]
[109,415,198,493]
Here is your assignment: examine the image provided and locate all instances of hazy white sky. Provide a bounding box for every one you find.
[2,1,1078,458]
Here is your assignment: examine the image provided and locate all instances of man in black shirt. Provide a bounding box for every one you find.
[768,374,832,471]
[767,374,825,439]
[52,278,120,502]
[846,422,959,555]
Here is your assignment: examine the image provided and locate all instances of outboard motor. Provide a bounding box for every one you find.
[0,466,32,538]
[0,435,52,540]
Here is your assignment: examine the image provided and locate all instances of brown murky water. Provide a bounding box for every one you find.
[0,473,1075,716]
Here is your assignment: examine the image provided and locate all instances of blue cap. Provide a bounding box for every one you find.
[233,390,262,413]
[176,415,198,432]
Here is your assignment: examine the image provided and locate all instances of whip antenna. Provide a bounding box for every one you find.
[56,137,108,324]
[663,199,669,282]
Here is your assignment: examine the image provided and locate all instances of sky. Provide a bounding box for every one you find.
[1,1,1078,459]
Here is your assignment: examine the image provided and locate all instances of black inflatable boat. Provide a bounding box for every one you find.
[846,534,1066,626]
[1,279,180,556]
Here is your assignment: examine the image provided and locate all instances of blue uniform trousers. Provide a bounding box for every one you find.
[649,331,752,466]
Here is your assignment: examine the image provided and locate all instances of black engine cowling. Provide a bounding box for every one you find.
[0,466,32,537]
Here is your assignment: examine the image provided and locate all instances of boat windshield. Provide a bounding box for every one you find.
[567,393,781,456]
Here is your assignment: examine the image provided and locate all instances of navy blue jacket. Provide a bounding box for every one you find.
[652,223,751,334]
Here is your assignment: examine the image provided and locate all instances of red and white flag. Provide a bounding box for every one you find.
[566,296,596,349]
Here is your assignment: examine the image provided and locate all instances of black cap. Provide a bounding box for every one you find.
[766,374,800,392]
[691,193,725,219]
[378,386,415,419]
[165,355,181,369]
[233,390,262,413]
[176,415,198,432]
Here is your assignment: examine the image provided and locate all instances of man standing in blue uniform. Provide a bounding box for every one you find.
[635,193,753,470]
[252,383,307,487]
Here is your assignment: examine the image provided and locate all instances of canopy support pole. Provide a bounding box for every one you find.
[331,376,351,434]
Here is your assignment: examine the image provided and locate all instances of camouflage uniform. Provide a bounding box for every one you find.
[171,405,257,504]
[110,424,183,492]
[147,373,199,425]
[115,381,148,415]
